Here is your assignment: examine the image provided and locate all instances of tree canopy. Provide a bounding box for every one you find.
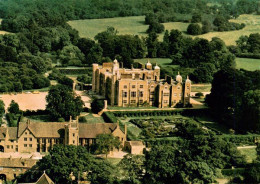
[46,84,84,121]
[18,145,117,184]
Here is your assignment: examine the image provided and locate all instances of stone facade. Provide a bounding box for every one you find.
[92,60,191,108]
[0,118,126,154]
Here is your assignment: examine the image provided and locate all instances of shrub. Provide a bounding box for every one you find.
[195,92,204,98]
[79,116,87,122]
[187,23,202,35]
[91,99,104,114]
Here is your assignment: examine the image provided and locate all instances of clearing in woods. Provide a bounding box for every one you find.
[68,14,260,45]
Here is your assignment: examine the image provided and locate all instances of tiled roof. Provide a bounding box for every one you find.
[17,121,117,139]
[0,127,18,140]
[0,127,7,139]
[18,122,65,138]
[8,127,18,140]
[79,123,117,138]
[0,158,37,168]
[128,141,145,146]
[36,172,54,184]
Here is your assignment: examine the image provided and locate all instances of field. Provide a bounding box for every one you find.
[236,57,260,71]
[198,14,260,45]
[68,14,260,45]
[134,58,179,69]
[238,147,257,163]
[68,16,189,41]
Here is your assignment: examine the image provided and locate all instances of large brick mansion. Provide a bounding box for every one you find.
[92,60,191,108]
[0,117,126,153]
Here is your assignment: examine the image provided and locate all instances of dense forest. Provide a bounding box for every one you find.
[0,0,259,92]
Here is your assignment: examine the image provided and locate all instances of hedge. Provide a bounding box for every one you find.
[57,68,92,75]
[220,134,260,145]
[110,108,209,118]
[102,111,117,123]
[22,109,48,116]
[236,54,260,59]
[221,168,245,176]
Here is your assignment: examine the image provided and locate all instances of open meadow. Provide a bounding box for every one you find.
[236,57,260,71]
[68,14,260,45]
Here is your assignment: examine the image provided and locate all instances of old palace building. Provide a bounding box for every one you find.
[92,59,191,108]
[0,117,126,153]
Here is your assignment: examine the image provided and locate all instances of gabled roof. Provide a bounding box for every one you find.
[0,127,17,140]
[0,158,37,168]
[0,127,7,139]
[79,123,117,138]
[18,122,65,138]
[35,172,54,184]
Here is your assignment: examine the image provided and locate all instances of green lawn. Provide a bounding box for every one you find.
[236,57,260,71]
[238,148,257,163]
[68,16,189,41]
[191,84,212,92]
[82,113,105,124]
[134,58,179,70]
[68,14,260,45]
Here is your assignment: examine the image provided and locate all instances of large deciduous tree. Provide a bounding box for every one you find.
[8,100,20,114]
[93,134,121,158]
[18,145,117,184]
[46,84,84,121]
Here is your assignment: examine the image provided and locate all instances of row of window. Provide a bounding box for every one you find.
[24,144,32,147]
[124,85,144,89]
[24,137,33,141]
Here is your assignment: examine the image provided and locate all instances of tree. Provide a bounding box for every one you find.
[94,134,121,158]
[146,21,165,34]
[46,84,84,121]
[91,99,104,114]
[146,32,159,58]
[206,69,259,132]
[191,13,202,23]
[8,100,20,114]
[119,154,145,184]
[0,100,5,118]
[18,145,117,184]
[187,23,202,35]
[202,20,212,33]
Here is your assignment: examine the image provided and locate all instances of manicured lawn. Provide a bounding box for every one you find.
[68,14,260,45]
[236,57,260,71]
[134,58,179,70]
[191,84,212,92]
[238,148,257,163]
[82,113,105,124]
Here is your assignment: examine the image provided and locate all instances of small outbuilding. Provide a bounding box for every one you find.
[125,141,145,155]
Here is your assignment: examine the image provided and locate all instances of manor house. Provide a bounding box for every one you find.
[92,60,191,108]
[0,117,126,153]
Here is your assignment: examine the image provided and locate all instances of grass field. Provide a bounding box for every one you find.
[68,14,260,45]
[134,58,180,70]
[198,14,260,45]
[236,57,260,71]
[238,148,257,163]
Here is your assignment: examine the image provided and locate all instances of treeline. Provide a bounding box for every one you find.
[229,33,260,58]
[206,68,260,133]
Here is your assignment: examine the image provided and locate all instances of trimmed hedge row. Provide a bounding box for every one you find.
[102,111,117,123]
[236,54,260,59]
[221,168,245,176]
[111,108,209,118]
[112,109,184,117]
[57,68,92,75]
[220,135,260,145]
